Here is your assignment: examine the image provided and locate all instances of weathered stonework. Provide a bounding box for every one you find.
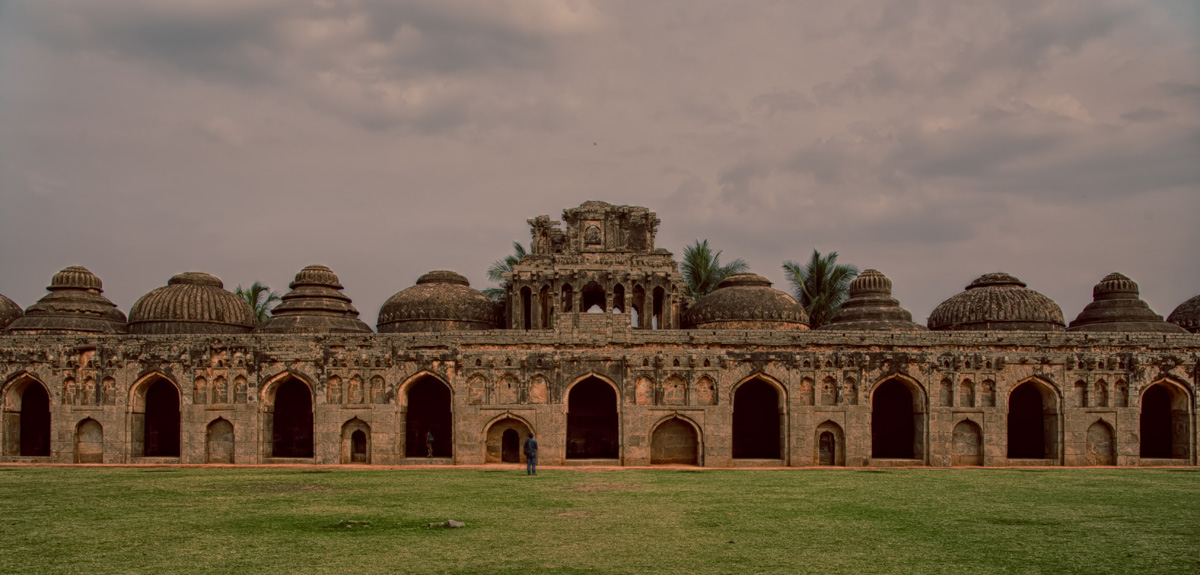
[1,202,1197,467]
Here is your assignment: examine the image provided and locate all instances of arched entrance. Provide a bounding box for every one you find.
[271,379,313,458]
[206,418,234,464]
[406,376,452,458]
[815,421,844,466]
[872,378,924,459]
[1140,383,1189,459]
[1007,381,1057,459]
[650,417,699,465]
[19,382,51,456]
[733,378,781,459]
[143,379,180,457]
[341,418,370,464]
[1086,420,1115,465]
[952,420,983,466]
[75,419,103,463]
[566,377,618,459]
[484,416,531,463]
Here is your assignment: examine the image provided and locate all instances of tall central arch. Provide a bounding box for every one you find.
[1007,380,1059,460]
[871,377,927,460]
[566,376,618,459]
[134,376,180,458]
[405,375,453,458]
[267,376,313,458]
[732,378,782,459]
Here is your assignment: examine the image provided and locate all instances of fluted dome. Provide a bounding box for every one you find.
[128,272,257,334]
[928,273,1064,331]
[683,273,809,330]
[1167,294,1200,333]
[6,266,128,334]
[377,271,501,333]
[257,265,372,334]
[821,269,925,331]
[1068,273,1185,333]
[0,294,22,330]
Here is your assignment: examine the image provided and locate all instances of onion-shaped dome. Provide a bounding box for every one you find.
[820,269,926,331]
[1167,294,1200,333]
[0,293,22,330]
[683,273,809,330]
[128,272,257,334]
[1068,273,1186,333]
[257,265,372,334]
[5,266,128,334]
[377,270,501,333]
[928,272,1065,331]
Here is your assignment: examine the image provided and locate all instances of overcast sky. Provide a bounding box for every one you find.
[1,0,1197,327]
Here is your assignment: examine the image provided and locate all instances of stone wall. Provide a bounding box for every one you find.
[1,318,1196,467]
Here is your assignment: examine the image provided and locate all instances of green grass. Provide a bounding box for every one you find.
[0,467,1197,574]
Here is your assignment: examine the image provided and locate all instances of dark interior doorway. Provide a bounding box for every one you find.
[733,379,781,458]
[819,431,835,466]
[273,380,313,458]
[351,430,367,463]
[502,428,520,463]
[20,383,50,456]
[1140,384,1173,458]
[1007,382,1047,458]
[582,282,606,313]
[406,378,452,457]
[144,380,180,457]
[566,378,618,458]
[872,379,914,458]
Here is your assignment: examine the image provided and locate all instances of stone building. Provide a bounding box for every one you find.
[1,201,1197,468]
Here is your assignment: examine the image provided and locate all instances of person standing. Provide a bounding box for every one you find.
[523,433,538,475]
[426,431,434,458]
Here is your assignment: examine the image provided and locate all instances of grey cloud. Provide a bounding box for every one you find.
[749,89,813,117]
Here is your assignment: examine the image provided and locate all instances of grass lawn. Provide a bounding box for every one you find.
[0,466,1197,574]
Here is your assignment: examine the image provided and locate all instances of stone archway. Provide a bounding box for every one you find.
[341,418,370,464]
[1140,382,1190,459]
[566,377,618,459]
[871,378,925,460]
[1086,420,1115,465]
[484,416,532,463]
[650,417,700,465]
[1007,380,1058,460]
[952,420,983,466]
[142,378,180,457]
[75,419,103,463]
[815,421,844,466]
[206,418,234,464]
[406,376,452,458]
[270,378,313,458]
[733,378,782,459]
[17,381,51,457]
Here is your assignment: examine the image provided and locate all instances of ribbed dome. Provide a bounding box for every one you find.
[1167,294,1200,333]
[928,273,1065,331]
[683,273,809,330]
[5,266,128,334]
[128,272,257,334]
[257,265,372,334]
[0,293,24,330]
[821,269,926,331]
[377,270,501,333]
[1068,273,1185,333]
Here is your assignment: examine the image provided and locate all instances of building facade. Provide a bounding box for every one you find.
[1,201,1198,467]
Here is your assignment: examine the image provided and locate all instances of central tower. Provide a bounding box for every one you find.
[507,201,684,330]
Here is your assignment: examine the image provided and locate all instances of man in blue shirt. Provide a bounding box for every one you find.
[523,433,538,475]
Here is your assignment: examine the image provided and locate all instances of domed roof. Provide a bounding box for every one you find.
[0,293,22,330]
[683,273,809,330]
[5,266,128,334]
[128,272,257,334]
[1068,273,1186,333]
[257,265,372,334]
[377,270,501,333]
[928,272,1065,331]
[1167,294,1200,333]
[820,269,926,331]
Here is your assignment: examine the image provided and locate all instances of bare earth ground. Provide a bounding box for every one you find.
[0,464,1197,575]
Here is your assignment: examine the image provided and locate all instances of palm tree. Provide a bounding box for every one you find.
[782,250,859,329]
[235,281,281,324]
[681,239,749,302]
[483,242,527,302]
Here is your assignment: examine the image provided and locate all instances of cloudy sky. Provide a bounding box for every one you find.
[1,0,1197,326]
